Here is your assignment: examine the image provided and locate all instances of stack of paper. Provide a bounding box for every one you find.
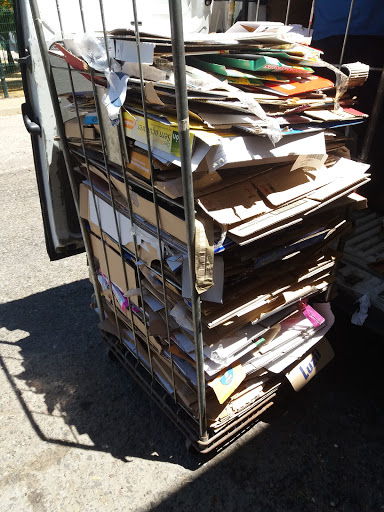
[58,22,370,433]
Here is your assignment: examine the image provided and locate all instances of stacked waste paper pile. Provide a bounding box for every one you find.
[55,21,370,432]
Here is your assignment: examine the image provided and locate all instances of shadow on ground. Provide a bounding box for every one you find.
[0,280,199,468]
[1,281,384,510]
[150,308,384,512]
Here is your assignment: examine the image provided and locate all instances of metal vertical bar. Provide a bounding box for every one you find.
[54,0,107,313]
[168,0,208,441]
[227,0,235,30]
[95,0,157,372]
[56,0,142,361]
[94,0,157,381]
[255,0,261,22]
[359,70,384,163]
[130,0,177,401]
[72,0,128,345]
[28,0,105,321]
[78,1,149,370]
[308,0,316,36]
[284,0,292,26]
[0,56,9,98]
[98,0,112,67]
[74,0,141,361]
[94,0,146,361]
[116,113,157,366]
[339,0,355,66]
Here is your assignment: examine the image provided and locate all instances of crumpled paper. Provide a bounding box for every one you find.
[351,293,371,326]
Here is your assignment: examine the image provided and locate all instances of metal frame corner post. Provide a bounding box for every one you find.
[28,0,104,320]
[168,0,208,441]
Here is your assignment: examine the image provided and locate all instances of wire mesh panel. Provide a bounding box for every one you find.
[0,5,22,97]
[25,0,377,452]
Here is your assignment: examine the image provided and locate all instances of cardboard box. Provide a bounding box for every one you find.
[285,337,335,391]
[197,157,370,240]
[126,147,152,179]
[89,232,139,306]
[80,182,175,266]
[124,110,194,158]
[65,117,95,140]
[123,111,327,173]
[83,171,187,248]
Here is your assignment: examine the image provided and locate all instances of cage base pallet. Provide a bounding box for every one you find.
[99,328,276,454]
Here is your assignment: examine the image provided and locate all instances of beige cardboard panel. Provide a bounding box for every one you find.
[110,182,187,244]
[230,190,367,246]
[228,198,318,238]
[233,217,304,246]
[110,175,128,198]
[102,299,162,353]
[154,177,183,199]
[197,180,270,225]
[285,337,335,391]
[87,217,160,268]
[79,182,177,265]
[129,190,187,243]
[308,158,369,202]
[253,166,330,208]
[90,233,139,308]
[308,175,368,202]
[65,117,95,140]
[306,179,371,215]
[79,182,89,220]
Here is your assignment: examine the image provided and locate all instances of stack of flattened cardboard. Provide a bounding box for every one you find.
[58,21,370,432]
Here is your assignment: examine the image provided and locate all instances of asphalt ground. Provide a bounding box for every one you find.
[1,104,384,512]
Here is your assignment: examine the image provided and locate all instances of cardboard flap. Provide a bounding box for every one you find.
[285,337,335,391]
[204,131,326,172]
[228,198,318,238]
[208,365,247,404]
[195,216,215,294]
[197,180,270,226]
[254,165,329,208]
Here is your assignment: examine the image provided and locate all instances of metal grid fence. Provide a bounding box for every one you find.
[0,7,22,97]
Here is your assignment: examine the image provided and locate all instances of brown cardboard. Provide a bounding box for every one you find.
[102,299,163,354]
[285,337,335,391]
[81,181,217,295]
[198,158,369,239]
[65,117,95,140]
[89,232,139,306]
[254,165,328,207]
[101,304,198,408]
[126,147,170,179]
[201,251,336,330]
[80,182,170,267]
[131,190,187,244]
[103,179,187,244]
[197,180,271,225]
[228,198,319,238]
